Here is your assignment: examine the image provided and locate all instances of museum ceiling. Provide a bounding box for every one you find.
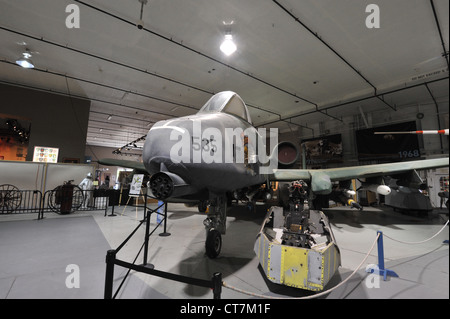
[0,0,448,150]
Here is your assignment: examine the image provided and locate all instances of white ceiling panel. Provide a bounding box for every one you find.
[0,0,448,149]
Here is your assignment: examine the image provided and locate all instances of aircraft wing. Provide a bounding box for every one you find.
[97,158,147,173]
[271,157,449,194]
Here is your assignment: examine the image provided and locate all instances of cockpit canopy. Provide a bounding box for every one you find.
[197,91,252,124]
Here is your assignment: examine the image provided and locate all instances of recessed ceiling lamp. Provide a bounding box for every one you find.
[16,50,34,69]
[220,21,237,56]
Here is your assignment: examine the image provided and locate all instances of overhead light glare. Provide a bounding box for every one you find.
[220,34,237,56]
[16,51,34,69]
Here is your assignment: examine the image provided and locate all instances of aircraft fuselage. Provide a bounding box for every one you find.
[143,111,266,200]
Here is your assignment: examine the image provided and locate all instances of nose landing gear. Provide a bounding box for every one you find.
[205,229,222,258]
[203,194,227,259]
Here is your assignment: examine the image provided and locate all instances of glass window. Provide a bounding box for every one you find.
[198,92,234,114]
[223,95,251,123]
[197,91,252,123]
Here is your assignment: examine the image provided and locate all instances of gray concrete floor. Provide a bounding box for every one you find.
[0,202,448,299]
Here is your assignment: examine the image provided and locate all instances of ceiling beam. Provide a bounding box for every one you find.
[0,60,199,112]
[430,0,449,69]
[74,0,317,106]
[0,26,213,95]
[0,35,285,120]
[0,78,172,119]
[272,0,396,111]
[260,76,449,126]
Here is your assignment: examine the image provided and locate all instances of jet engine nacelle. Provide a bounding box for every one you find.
[360,183,392,196]
[149,171,193,200]
[277,141,299,169]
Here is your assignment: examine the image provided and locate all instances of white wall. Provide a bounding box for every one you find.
[0,160,95,192]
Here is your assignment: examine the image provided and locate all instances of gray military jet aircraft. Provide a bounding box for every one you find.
[100,91,449,258]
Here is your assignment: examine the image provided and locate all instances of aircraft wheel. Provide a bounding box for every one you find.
[205,229,222,259]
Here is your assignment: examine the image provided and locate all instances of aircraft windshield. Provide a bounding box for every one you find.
[197,91,252,123]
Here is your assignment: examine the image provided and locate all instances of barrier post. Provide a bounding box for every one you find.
[143,204,153,268]
[104,249,117,299]
[159,201,171,237]
[368,231,399,281]
[212,272,222,299]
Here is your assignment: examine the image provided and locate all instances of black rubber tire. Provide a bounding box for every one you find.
[205,229,222,259]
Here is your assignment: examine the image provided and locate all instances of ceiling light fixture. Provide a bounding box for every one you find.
[137,0,148,30]
[220,21,237,56]
[220,34,237,56]
[16,50,35,69]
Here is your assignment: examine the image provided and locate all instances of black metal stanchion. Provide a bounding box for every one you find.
[102,196,223,299]
[142,197,155,269]
[107,190,117,217]
[212,272,222,299]
[159,202,171,237]
[104,249,116,299]
[107,205,117,217]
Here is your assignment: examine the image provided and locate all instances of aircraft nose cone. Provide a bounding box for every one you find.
[143,119,192,175]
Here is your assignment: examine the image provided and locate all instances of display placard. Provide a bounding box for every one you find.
[32,146,59,163]
[129,174,144,196]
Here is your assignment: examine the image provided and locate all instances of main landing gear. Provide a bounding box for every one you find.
[203,194,227,259]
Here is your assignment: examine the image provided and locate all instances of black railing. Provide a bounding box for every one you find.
[0,189,43,214]
[0,188,129,218]
[103,199,223,299]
